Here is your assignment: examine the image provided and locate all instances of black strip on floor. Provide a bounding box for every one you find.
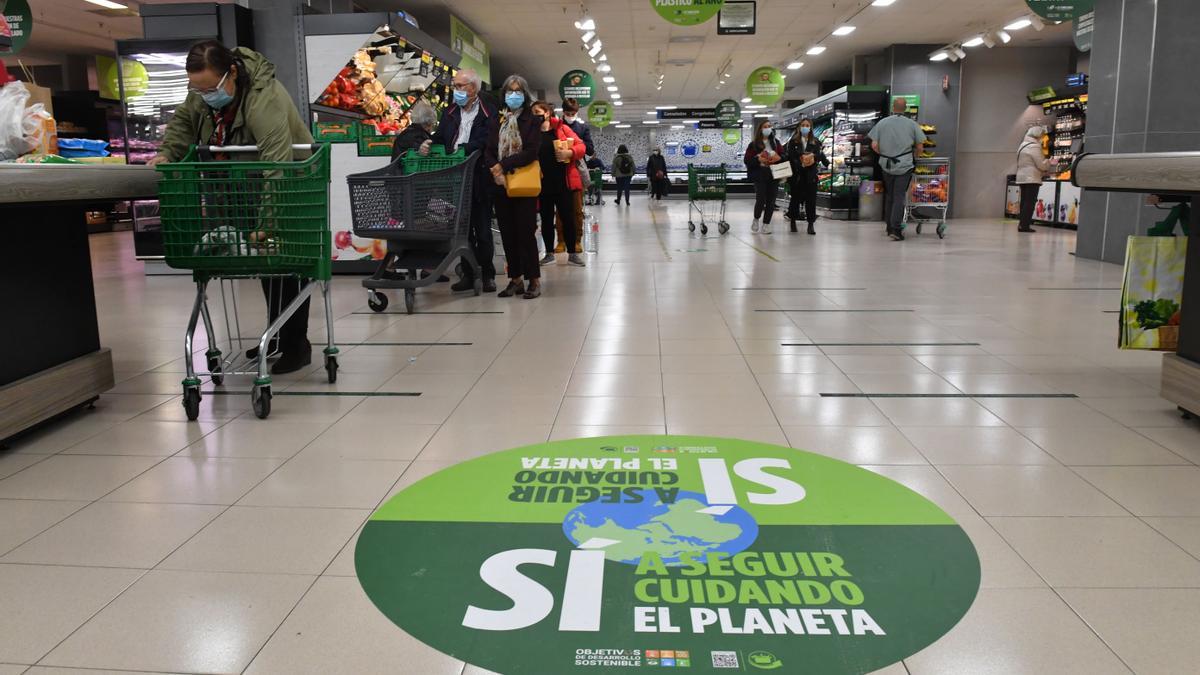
[1101,310,1120,314]
[314,342,473,346]
[1028,287,1121,291]
[820,393,1077,398]
[781,342,981,347]
[205,390,422,397]
[756,309,913,313]
[732,288,867,291]
[351,310,505,315]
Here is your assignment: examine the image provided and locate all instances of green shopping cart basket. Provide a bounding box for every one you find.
[157,143,332,281]
[686,163,729,235]
[399,146,466,175]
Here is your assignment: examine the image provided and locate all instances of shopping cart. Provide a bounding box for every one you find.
[904,157,950,238]
[347,147,480,314]
[157,143,338,420]
[585,168,605,205]
[686,163,730,235]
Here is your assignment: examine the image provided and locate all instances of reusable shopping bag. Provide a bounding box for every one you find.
[504,161,542,198]
[770,161,793,181]
[1120,236,1187,350]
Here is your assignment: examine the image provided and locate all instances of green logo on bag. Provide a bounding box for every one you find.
[356,435,981,674]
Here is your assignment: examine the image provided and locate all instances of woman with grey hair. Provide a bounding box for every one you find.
[486,74,544,299]
[391,100,437,161]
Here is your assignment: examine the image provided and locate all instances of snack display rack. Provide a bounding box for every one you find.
[1020,76,1087,229]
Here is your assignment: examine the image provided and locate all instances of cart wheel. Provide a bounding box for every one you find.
[701,224,709,235]
[405,289,416,315]
[182,387,201,422]
[206,353,224,386]
[688,221,696,232]
[937,223,946,239]
[251,385,271,419]
[454,262,465,279]
[367,292,388,313]
[916,223,923,234]
[718,221,730,235]
[325,355,338,384]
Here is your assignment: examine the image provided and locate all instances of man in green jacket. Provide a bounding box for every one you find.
[151,41,316,374]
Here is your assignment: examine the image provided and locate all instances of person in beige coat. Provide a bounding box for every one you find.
[1016,125,1054,233]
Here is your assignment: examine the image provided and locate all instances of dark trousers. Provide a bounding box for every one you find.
[495,193,540,280]
[1018,183,1039,230]
[615,176,632,203]
[260,278,310,351]
[882,171,914,234]
[651,177,669,199]
[788,178,818,225]
[462,188,495,281]
[541,190,578,255]
[754,178,780,223]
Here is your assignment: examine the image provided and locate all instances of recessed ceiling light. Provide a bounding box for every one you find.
[655,105,677,110]
[929,52,950,62]
[670,124,684,129]
[643,120,659,124]
[998,30,1012,44]
[681,119,699,124]
[787,61,804,70]
[588,41,603,57]
[656,85,662,90]
[606,86,619,92]
[603,76,616,83]
[615,124,631,128]
[806,46,826,55]
[611,94,621,99]
[962,36,984,47]
[614,101,623,106]
[598,54,608,62]
[574,17,595,31]
[580,31,595,44]
[832,26,856,36]
[85,0,128,8]
[871,0,897,6]
[597,64,612,73]
[740,97,751,103]
[1004,18,1032,31]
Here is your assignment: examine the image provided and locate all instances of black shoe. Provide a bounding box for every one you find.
[245,339,279,360]
[270,345,312,375]
[482,278,497,293]
[808,223,816,235]
[451,277,475,292]
[523,282,542,299]
[889,230,905,241]
[498,281,524,298]
[1018,226,1036,233]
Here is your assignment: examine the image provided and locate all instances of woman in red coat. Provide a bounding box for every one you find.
[532,100,587,267]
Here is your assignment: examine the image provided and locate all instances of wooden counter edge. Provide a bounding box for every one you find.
[0,349,115,442]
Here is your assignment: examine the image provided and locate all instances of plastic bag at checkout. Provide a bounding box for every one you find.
[1120,236,1187,350]
[582,212,599,253]
[0,80,31,160]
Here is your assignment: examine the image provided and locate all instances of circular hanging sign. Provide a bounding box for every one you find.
[745,66,785,105]
[650,0,725,26]
[103,59,150,101]
[1,0,33,55]
[559,69,596,107]
[714,98,741,128]
[587,100,613,128]
[1025,0,1093,22]
[722,127,741,145]
[357,435,981,675]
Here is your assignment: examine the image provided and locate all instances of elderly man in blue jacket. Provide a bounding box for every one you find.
[421,68,499,292]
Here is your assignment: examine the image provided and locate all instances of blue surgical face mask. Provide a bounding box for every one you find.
[764,127,774,137]
[800,126,811,136]
[505,91,525,110]
[453,89,469,107]
[201,87,234,110]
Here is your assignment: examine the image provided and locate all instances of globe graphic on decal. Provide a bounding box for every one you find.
[562,489,759,565]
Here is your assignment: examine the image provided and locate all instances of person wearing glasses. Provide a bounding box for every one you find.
[420,68,498,292]
[149,40,316,374]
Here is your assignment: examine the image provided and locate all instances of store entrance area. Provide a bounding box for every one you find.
[2,202,1199,673]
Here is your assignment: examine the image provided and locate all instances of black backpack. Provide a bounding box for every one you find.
[617,155,634,174]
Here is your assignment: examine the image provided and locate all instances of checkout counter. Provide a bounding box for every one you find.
[0,163,158,441]
[1073,152,1200,416]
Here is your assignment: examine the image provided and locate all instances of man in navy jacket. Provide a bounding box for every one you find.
[424,68,499,292]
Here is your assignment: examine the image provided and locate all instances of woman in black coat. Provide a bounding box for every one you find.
[743,119,786,234]
[485,74,544,299]
[646,148,669,200]
[785,117,829,235]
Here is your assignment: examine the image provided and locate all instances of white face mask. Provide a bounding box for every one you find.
[764,127,774,137]
[564,114,577,123]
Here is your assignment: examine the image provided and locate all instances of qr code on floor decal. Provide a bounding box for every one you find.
[711,651,739,669]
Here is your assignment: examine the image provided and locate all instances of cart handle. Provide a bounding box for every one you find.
[198,144,322,153]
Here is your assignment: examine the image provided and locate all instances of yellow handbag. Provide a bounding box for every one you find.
[505,162,542,198]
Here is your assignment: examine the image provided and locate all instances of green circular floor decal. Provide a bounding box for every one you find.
[357,436,980,674]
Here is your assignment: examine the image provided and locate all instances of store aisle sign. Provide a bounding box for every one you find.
[559,69,596,107]
[588,100,613,128]
[97,56,149,101]
[1025,0,1093,22]
[449,14,491,84]
[714,98,741,128]
[1,0,32,55]
[745,66,784,105]
[356,435,981,675]
[890,94,919,115]
[1073,10,1094,53]
[651,0,725,26]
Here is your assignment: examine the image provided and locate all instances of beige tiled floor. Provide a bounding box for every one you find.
[1,208,1198,673]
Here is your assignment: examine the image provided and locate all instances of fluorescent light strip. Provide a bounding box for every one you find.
[832,26,856,36]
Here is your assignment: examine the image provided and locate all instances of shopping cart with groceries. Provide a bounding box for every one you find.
[904,157,950,238]
[157,143,338,420]
[346,147,481,314]
[686,163,730,236]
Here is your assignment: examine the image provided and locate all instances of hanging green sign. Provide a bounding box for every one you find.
[587,100,613,128]
[449,14,491,84]
[890,94,920,115]
[714,98,741,128]
[1,0,33,55]
[722,127,741,145]
[745,66,785,105]
[97,56,150,101]
[1025,0,1093,22]
[651,0,725,26]
[357,435,981,675]
[1073,10,1094,52]
[559,69,596,107]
